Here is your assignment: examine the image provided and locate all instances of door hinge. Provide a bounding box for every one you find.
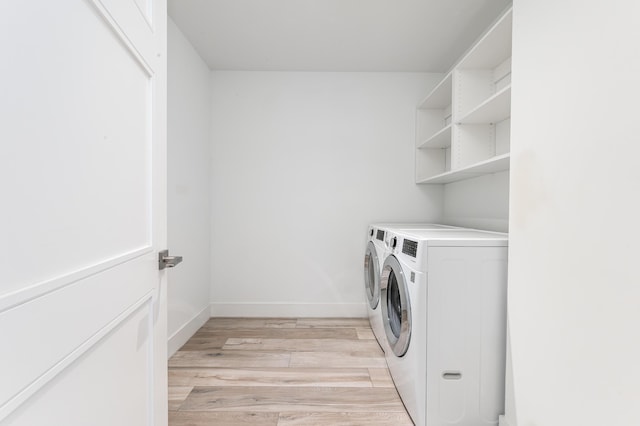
[159,249,183,270]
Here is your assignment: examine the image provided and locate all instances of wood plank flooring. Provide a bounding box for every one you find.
[168,317,413,426]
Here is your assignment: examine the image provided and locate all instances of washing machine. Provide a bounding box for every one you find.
[364,225,388,352]
[380,228,508,426]
[363,223,458,353]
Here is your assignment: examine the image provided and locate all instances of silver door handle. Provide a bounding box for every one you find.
[159,249,183,270]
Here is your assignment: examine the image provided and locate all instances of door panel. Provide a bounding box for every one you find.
[4,302,154,426]
[2,0,152,294]
[132,0,153,25]
[0,258,155,409]
[0,0,167,424]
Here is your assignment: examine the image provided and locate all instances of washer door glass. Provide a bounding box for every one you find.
[380,255,411,357]
[363,241,380,309]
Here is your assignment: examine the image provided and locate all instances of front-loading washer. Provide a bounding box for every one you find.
[380,228,508,426]
[363,223,458,353]
[364,225,388,353]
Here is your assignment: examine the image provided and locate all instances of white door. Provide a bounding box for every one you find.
[0,0,168,425]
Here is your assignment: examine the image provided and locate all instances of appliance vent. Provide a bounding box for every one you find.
[402,239,418,258]
[376,229,385,241]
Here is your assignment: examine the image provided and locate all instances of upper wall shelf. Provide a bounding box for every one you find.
[418,124,452,149]
[458,11,513,69]
[418,73,452,109]
[416,153,510,184]
[415,6,512,185]
[458,85,511,124]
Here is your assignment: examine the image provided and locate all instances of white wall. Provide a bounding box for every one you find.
[509,1,640,425]
[210,71,443,317]
[443,171,510,232]
[167,19,212,355]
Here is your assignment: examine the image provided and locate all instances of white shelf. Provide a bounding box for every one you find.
[418,73,452,109]
[414,6,512,185]
[418,124,452,149]
[458,7,512,69]
[417,154,510,184]
[458,85,511,124]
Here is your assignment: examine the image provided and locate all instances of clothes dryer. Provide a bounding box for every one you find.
[380,228,508,426]
[363,223,457,353]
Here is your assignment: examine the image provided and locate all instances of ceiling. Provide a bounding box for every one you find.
[167,0,512,72]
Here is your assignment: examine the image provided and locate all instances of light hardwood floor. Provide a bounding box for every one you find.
[168,317,414,425]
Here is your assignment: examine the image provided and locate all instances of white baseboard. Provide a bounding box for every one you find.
[498,414,513,426]
[167,305,210,357]
[210,303,367,318]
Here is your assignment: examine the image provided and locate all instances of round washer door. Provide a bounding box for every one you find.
[380,255,412,357]
[363,241,380,310]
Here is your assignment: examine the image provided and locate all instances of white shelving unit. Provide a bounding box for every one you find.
[415,6,512,184]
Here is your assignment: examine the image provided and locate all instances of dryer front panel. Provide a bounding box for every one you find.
[381,255,412,357]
